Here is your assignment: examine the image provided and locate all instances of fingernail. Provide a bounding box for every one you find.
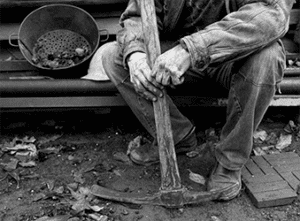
[160,93,163,97]
[152,98,157,102]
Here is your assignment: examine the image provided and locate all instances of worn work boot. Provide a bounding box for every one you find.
[207,162,242,201]
[130,127,197,165]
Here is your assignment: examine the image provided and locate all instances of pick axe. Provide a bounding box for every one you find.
[92,0,224,208]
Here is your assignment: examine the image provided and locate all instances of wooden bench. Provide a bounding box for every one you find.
[0,1,299,110]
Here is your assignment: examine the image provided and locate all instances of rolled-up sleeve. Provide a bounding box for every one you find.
[180,0,295,70]
[116,0,164,68]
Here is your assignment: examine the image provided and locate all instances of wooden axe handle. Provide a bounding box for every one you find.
[138,0,182,190]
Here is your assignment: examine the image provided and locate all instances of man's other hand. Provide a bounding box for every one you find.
[152,45,191,86]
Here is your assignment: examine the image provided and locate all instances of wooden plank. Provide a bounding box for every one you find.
[270,96,300,107]
[0,0,128,7]
[139,0,182,191]
[0,61,37,72]
[0,17,121,41]
[0,96,127,108]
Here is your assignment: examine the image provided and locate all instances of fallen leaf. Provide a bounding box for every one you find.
[276,134,292,150]
[54,186,64,194]
[113,169,122,177]
[186,150,199,158]
[2,172,21,188]
[35,215,70,221]
[73,171,85,184]
[211,216,222,221]
[127,136,143,155]
[253,147,266,156]
[265,132,278,145]
[68,186,94,212]
[33,193,47,202]
[253,130,268,144]
[188,169,206,185]
[67,183,78,191]
[89,205,104,212]
[0,158,19,171]
[113,152,132,164]
[4,143,37,158]
[37,135,62,146]
[89,214,108,221]
[19,161,36,167]
[39,147,61,155]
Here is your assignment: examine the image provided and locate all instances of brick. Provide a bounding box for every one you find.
[242,167,252,180]
[245,180,290,193]
[248,188,297,208]
[263,152,299,164]
[281,172,300,190]
[272,158,300,166]
[242,153,300,208]
[274,163,300,173]
[243,173,282,184]
[245,159,264,176]
[251,156,277,175]
[291,170,300,182]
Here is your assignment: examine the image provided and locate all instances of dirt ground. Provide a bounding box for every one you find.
[1,106,300,221]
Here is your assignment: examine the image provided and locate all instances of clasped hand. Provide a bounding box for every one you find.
[127,45,191,101]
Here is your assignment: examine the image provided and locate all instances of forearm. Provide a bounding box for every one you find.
[180,0,294,70]
[116,0,164,68]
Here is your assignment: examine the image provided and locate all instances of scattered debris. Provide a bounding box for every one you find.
[253,120,299,155]
[2,136,37,159]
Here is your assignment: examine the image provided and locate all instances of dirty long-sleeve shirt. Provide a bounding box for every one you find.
[117,0,295,70]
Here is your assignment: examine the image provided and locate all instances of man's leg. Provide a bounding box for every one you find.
[97,42,196,164]
[207,41,286,200]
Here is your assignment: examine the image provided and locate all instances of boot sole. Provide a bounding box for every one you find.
[214,182,241,201]
[130,147,193,166]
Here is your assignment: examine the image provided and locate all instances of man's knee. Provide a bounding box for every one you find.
[88,41,122,80]
[237,41,286,86]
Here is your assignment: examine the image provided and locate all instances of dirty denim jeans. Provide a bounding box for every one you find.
[99,40,285,171]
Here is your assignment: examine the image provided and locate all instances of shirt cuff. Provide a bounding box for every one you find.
[180,36,210,71]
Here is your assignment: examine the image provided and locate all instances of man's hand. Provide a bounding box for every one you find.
[152,44,191,86]
[127,52,163,101]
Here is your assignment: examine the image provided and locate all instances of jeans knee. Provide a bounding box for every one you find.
[237,41,286,87]
[88,41,125,83]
